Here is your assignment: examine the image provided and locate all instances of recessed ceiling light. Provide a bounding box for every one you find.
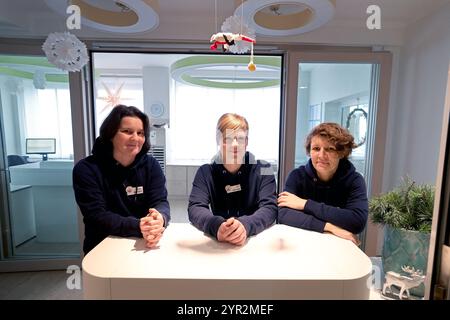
[45,0,159,33]
[235,0,335,36]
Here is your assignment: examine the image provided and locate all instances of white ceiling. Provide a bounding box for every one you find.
[0,0,449,46]
[1,0,448,74]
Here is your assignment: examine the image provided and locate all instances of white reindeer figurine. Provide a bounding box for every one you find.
[382,265,425,299]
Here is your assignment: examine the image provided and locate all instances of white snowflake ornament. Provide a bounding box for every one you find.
[42,32,89,72]
[221,15,256,54]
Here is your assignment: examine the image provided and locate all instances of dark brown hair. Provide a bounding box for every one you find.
[305,122,356,158]
[99,104,150,153]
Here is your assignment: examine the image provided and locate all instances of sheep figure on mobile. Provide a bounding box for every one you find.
[210,32,256,71]
[209,13,257,72]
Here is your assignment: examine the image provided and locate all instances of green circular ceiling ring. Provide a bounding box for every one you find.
[171,56,281,89]
[0,56,68,82]
[0,56,56,68]
[0,66,68,83]
[180,74,280,89]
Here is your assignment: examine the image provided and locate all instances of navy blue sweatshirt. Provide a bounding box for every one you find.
[188,152,277,239]
[278,158,368,234]
[73,137,170,254]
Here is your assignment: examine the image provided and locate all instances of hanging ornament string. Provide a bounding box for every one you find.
[248,42,255,72]
[215,0,218,34]
[242,0,254,71]
[241,0,255,71]
[240,0,243,35]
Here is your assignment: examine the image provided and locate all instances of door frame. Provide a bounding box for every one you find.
[282,50,393,256]
[0,39,82,271]
[426,65,450,299]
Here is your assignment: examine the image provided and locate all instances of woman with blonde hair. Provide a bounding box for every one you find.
[188,113,277,246]
[278,122,368,245]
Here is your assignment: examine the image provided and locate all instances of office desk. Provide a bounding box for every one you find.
[9,161,79,242]
[82,223,372,299]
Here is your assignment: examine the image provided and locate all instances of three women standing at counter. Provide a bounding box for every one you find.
[73,106,367,252]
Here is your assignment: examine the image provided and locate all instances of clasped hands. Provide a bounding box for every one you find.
[217,217,247,246]
[140,208,165,248]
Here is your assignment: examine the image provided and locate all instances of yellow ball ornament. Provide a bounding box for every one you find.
[247,61,256,72]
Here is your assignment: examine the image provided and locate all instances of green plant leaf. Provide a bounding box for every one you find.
[369,176,434,231]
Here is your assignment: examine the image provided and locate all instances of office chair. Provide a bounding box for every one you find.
[7,155,28,167]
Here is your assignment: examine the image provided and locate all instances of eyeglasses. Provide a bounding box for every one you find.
[223,136,247,144]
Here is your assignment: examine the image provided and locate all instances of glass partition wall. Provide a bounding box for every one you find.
[294,63,372,177]
[283,52,392,257]
[91,52,283,223]
[0,54,80,268]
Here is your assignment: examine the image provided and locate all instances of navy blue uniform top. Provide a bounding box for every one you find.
[188,152,277,239]
[73,137,170,254]
[278,158,368,234]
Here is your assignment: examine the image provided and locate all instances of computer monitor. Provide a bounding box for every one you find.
[25,138,56,161]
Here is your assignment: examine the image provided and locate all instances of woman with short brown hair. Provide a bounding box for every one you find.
[278,122,368,245]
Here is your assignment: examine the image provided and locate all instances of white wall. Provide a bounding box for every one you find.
[0,76,23,156]
[142,66,170,126]
[383,3,450,190]
[309,64,372,106]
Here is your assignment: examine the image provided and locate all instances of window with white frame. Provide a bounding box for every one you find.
[309,103,321,130]
[166,81,280,166]
[91,53,282,170]
[23,85,73,159]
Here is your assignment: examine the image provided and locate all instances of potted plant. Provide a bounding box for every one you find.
[369,176,434,298]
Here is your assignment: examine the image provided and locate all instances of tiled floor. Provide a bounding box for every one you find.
[14,240,80,256]
[0,269,385,300]
[0,270,83,300]
[370,288,384,300]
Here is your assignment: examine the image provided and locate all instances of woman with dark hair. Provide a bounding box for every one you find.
[278,122,368,245]
[73,105,170,254]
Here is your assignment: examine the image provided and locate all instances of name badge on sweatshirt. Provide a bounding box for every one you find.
[125,186,144,196]
[225,184,241,193]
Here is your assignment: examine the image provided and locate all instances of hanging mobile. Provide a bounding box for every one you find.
[247,42,256,72]
[209,0,256,72]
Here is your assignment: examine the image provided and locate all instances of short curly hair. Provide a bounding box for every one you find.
[305,122,356,159]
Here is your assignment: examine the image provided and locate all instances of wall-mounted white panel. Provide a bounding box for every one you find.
[143,67,170,126]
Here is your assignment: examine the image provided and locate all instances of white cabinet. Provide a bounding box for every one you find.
[9,184,36,247]
[166,165,200,198]
[9,161,79,243]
